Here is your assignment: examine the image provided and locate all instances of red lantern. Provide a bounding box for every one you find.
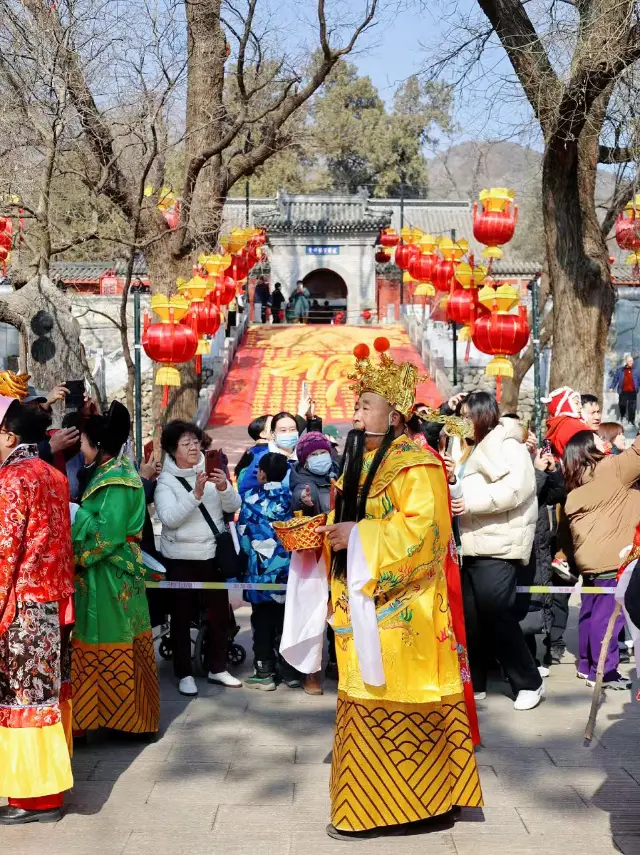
[407,250,435,283]
[394,244,419,271]
[143,319,198,406]
[375,248,391,264]
[379,228,400,248]
[0,217,12,251]
[472,305,530,399]
[225,252,249,282]
[473,193,518,261]
[181,300,221,373]
[212,275,237,306]
[433,257,456,293]
[361,309,372,321]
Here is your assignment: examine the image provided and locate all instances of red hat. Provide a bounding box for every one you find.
[542,387,581,418]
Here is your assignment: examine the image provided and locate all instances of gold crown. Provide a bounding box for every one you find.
[0,371,30,401]
[349,337,424,418]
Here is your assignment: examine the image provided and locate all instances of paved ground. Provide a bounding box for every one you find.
[3,603,640,855]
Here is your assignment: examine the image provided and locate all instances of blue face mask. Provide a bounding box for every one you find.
[275,431,299,450]
[306,452,332,475]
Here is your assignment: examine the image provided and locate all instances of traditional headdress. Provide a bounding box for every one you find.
[350,336,424,418]
[0,371,30,401]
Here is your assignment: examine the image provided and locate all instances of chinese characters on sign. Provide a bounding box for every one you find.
[305,246,340,256]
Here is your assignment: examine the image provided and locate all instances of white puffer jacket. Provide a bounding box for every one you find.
[458,418,537,562]
[155,453,242,561]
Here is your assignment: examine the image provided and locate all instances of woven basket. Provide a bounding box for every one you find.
[273,512,327,552]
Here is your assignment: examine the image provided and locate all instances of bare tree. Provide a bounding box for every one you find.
[429,0,640,399]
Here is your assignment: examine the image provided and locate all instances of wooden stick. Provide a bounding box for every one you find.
[584,601,622,745]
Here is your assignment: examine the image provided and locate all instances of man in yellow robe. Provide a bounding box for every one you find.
[316,338,482,839]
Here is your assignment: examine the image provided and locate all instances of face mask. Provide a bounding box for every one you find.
[306,452,332,475]
[275,431,298,450]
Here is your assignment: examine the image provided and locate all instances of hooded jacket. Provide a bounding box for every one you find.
[458,418,538,562]
[546,415,590,458]
[155,452,241,561]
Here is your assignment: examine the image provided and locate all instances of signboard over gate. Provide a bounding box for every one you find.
[305,246,340,256]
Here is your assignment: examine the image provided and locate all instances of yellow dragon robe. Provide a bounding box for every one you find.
[328,436,482,832]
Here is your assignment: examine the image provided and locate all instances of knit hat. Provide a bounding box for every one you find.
[541,386,581,418]
[296,431,332,466]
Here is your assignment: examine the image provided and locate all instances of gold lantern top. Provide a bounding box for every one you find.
[413,282,435,297]
[400,226,423,245]
[417,233,437,254]
[478,187,515,213]
[150,294,191,323]
[198,253,231,276]
[455,261,488,289]
[438,236,468,261]
[477,282,520,314]
[177,274,209,303]
[623,195,640,216]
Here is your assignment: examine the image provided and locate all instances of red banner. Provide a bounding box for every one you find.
[210,326,441,427]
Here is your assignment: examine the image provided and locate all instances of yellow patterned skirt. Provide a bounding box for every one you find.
[330,692,482,831]
[72,632,160,734]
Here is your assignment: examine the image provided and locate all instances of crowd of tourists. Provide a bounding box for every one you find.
[2,347,640,839]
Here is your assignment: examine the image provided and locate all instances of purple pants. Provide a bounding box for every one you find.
[578,577,625,681]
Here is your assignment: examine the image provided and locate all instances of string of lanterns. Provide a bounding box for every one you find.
[615,194,640,276]
[142,225,266,405]
[375,187,525,398]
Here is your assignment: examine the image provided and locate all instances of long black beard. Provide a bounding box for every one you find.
[331,425,396,580]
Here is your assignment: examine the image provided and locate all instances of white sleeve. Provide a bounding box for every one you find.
[154,478,200,528]
[217,481,242,514]
[462,440,535,515]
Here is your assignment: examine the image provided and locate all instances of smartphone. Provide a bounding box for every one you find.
[144,440,154,464]
[445,434,455,456]
[205,448,223,475]
[301,381,309,400]
[65,379,85,410]
[542,439,552,456]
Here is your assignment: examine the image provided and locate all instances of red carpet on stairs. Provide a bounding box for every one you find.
[209,325,442,428]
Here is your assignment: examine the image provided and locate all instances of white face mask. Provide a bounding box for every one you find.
[275,431,299,450]
[306,452,332,475]
[366,413,394,437]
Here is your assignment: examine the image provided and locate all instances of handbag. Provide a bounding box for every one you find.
[175,477,247,580]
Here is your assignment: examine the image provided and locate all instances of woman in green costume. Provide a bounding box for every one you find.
[71,401,160,735]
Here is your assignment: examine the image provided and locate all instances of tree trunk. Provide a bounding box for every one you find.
[544,139,614,394]
[0,276,98,398]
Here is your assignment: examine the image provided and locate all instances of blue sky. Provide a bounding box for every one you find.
[349,1,539,148]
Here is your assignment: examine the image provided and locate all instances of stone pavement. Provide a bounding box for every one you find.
[3,605,640,855]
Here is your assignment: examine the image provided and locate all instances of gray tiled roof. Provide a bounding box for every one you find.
[50,259,148,281]
[254,193,392,234]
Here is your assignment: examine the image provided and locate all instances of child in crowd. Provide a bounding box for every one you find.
[290,431,338,516]
[238,452,301,691]
[598,422,626,455]
[236,414,273,496]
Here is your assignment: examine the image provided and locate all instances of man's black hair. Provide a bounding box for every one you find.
[3,401,51,444]
[580,393,600,407]
[248,414,271,442]
[258,452,288,483]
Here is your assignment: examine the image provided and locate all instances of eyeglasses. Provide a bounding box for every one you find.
[177,438,200,449]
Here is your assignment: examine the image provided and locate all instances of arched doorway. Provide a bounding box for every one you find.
[303,268,347,324]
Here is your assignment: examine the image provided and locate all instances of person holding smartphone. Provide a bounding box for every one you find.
[155,420,242,697]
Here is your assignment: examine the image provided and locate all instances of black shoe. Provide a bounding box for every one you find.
[326,823,406,840]
[0,806,62,825]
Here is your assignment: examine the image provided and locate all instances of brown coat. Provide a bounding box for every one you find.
[564,436,640,574]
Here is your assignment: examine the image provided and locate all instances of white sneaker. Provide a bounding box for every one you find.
[538,665,550,678]
[514,683,545,711]
[208,670,243,688]
[577,671,589,680]
[474,691,487,701]
[178,676,198,697]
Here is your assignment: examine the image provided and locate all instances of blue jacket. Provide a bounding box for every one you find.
[610,364,640,393]
[238,482,292,604]
[237,444,271,497]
